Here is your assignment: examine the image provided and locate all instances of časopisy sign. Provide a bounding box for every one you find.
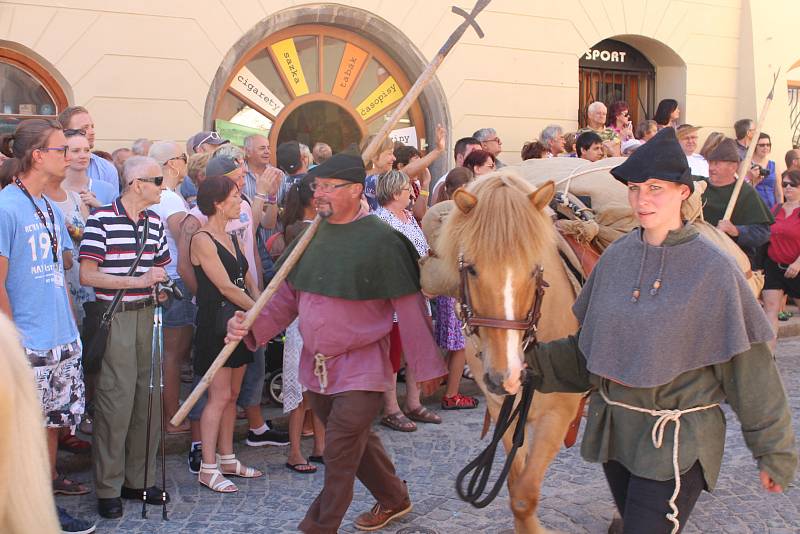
[356,76,403,121]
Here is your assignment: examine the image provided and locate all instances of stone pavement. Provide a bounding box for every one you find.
[56,338,800,533]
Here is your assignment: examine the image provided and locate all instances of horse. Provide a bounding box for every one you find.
[421,171,584,533]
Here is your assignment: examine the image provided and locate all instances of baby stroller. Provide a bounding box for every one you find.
[264,334,284,405]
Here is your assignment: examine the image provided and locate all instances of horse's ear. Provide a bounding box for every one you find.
[453,188,478,214]
[529,180,555,211]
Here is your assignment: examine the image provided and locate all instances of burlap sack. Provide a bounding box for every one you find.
[419,201,459,298]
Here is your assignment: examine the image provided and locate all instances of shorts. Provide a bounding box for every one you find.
[764,256,800,298]
[162,278,197,328]
[26,339,86,428]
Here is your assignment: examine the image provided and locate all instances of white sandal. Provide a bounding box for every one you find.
[218,454,264,478]
[198,462,238,493]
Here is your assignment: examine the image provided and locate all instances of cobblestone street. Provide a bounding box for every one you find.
[56,338,800,533]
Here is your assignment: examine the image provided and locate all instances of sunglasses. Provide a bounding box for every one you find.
[756,143,771,148]
[782,182,797,189]
[138,176,164,186]
[38,146,67,157]
[63,128,86,137]
[195,132,222,150]
[164,153,188,164]
[309,181,354,193]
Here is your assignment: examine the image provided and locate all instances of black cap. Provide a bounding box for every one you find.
[610,127,694,193]
[276,141,301,174]
[306,153,366,184]
[707,138,740,163]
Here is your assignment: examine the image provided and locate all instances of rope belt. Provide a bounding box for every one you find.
[598,389,719,534]
[313,353,335,393]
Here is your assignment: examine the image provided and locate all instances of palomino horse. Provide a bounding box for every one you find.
[422,172,583,533]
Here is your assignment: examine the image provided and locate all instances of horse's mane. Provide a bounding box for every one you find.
[438,171,556,271]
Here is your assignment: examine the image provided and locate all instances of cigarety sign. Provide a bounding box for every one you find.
[229,66,285,117]
[389,126,418,148]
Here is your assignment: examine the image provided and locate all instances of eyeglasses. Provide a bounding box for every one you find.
[309,181,354,193]
[164,153,188,165]
[37,146,67,157]
[782,182,797,189]
[138,176,164,186]
[484,137,501,144]
[63,128,86,137]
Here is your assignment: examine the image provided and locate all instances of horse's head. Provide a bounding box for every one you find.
[440,172,556,396]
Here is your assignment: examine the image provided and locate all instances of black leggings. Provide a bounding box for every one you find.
[603,460,705,534]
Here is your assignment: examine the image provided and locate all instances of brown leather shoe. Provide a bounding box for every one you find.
[353,500,413,531]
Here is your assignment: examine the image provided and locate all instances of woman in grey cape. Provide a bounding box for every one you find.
[523,128,796,534]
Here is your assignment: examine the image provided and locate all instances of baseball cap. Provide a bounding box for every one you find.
[276,141,301,174]
[189,131,229,153]
[205,155,239,178]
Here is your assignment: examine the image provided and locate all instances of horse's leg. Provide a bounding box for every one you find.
[509,393,582,534]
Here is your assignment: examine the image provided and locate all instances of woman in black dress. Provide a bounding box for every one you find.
[190,175,261,493]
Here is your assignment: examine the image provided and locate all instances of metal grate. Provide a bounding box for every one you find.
[788,86,800,148]
[578,68,655,129]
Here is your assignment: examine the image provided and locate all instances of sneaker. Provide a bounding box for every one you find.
[246,428,290,447]
[188,444,202,474]
[354,500,412,531]
[441,393,479,410]
[57,507,96,534]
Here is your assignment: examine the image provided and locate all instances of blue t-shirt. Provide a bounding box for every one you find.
[0,185,78,350]
[88,153,120,196]
[90,178,116,206]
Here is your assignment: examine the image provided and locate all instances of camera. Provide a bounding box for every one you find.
[751,163,770,179]
[158,277,184,300]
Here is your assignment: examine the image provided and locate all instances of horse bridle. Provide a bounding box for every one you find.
[456,253,548,350]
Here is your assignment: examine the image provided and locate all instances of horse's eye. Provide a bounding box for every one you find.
[467,265,478,276]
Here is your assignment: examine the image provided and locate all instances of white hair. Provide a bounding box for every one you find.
[147,141,179,165]
[214,144,245,162]
[131,138,153,156]
[123,155,161,185]
[587,101,606,114]
[540,124,563,144]
[472,128,497,142]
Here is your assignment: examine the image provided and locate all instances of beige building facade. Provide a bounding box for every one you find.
[1,0,799,172]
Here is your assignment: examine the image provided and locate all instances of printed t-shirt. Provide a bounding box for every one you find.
[0,184,78,349]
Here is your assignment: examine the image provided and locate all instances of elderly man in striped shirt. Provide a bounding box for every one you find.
[79,155,171,519]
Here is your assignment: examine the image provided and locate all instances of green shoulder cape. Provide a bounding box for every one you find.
[275,215,421,300]
[701,180,775,226]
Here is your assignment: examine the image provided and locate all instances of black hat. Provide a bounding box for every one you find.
[306,152,366,184]
[707,138,740,163]
[277,141,301,174]
[610,127,694,193]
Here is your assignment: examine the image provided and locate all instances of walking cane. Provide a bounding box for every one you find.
[170,0,493,427]
[142,298,166,519]
[157,302,168,520]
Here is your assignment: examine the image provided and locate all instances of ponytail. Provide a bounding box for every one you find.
[0,119,62,178]
[0,134,14,158]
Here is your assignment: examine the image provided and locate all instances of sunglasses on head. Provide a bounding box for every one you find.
[195,132,222,150]
[63,128,86,137]
[138,176,164,186]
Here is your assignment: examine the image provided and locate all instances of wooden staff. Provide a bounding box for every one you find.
[171,216,320,426]
[722,69,781,221]
[171,0,492,426]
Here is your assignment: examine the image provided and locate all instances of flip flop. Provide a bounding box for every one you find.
[285,462,317,474]
[308,455,325,465]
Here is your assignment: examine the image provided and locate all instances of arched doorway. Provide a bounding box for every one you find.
[578,39,655,128]
[212,24,426,158]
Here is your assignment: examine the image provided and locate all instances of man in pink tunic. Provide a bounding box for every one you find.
[227,153,446,533]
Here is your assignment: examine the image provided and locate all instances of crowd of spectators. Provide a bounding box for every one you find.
[1,97,799,533]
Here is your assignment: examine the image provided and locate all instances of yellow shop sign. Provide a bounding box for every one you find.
[356,76,403,121]
[271,38,309,97]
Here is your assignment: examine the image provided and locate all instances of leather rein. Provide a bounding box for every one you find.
[455,253,549,508]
